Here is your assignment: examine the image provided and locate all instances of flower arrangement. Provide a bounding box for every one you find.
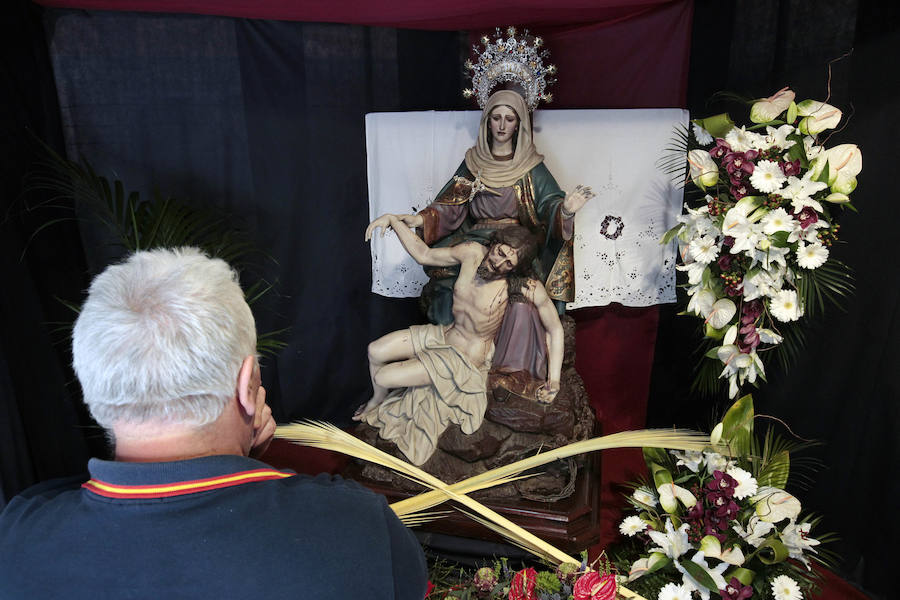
[427,554,619,600]
[661,88,859,397]
[610,396,834,600]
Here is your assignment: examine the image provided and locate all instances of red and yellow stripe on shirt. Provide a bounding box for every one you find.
[82,468,295,499]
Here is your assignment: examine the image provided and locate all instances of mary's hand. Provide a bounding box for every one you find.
[562,185,596,216]
[536,381,559,404]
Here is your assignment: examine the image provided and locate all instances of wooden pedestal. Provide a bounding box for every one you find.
[346,454,603,554]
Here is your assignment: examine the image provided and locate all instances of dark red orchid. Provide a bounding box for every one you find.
[781,159,802,176]
[710,138,731,159]
[721,577,753,600]
[796,206,819,229]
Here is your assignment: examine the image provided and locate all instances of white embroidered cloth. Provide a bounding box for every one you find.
[366,109,688,308]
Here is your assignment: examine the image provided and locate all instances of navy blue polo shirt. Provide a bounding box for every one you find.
[0,455,427,599]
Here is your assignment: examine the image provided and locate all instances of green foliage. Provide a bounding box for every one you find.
[795,258,854,318]
[24,136,287,356]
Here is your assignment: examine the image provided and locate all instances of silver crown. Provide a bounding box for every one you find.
[462,26,556,111]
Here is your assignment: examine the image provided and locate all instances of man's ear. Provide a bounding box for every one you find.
[236,355,258,417]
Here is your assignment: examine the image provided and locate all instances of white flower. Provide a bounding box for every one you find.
[671,449,704,472]
[781,173,827,212]
[750,87,795,123]
[632,487,658,508]
[679,203,716,238]
[707,298,737,330]
[657,582,692,600]
[797,99,842,135]
[688,149,720,189]
[648,519,691,560]
[810,143,863,194]
[699,535,745,566]
[628,552,667,582]
[802,135,823,160]
[769,290,803,322]
[750,159,787,193]
[658,482,697,513]
[752,486,802,523]
[796,242,828,269]
[726,466,758,499]
[689,235,719,264]
[764,124,797,151]
[619,515,648,537]
[742,268,784,301]
[703,452,729,474]
[757,328,783,344]
[725,125,764,152]
[749,244,790,272]
[770,575,803,600]
[733,517,776,547]
[760,207,796,235]
[781,520,821,567]
[687,289,716,318]
[674,552,728,600]
[693,123,714,145]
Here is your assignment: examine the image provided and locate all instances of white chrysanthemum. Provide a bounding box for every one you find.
[693,123,714,145]
[632,487,658,508]
[760,207,796,235]
[771,575,803,600]
[750,159,787,193]
[726,466,758,499]
[797,242,828,269]
[689,235,719,264]
[658,582,693,600]
[619,515,648,537]
[770,290,803,322]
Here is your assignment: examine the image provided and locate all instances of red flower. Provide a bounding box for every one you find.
[508,568,538,600]
[573,571,617,600]
[424,580,434,599]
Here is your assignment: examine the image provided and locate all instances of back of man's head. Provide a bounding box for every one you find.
[72,247,257,430]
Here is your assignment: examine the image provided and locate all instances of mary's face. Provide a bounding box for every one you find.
[488,105,519,147]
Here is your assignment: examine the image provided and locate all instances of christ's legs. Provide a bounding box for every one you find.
[355,328,423,420]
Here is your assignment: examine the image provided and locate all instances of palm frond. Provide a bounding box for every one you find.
[795,259,854,318]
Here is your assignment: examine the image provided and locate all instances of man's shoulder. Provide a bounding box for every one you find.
[1,473,86,515]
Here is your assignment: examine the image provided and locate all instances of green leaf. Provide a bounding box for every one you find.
[725,567,756,586]
[720,395,754,455]
[785,133,809,168]
[756,537,790,565]
[757,449,790,488]
[815,160,830,184]
[645,557,672,576]
[643,447,669,468]
[769,231,791,248]
[704,347,721,359]
[648,462,673,489]
[660,223,684,245]
[680,559,720,593]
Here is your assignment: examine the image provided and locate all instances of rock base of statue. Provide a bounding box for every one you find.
[351,316,596,502]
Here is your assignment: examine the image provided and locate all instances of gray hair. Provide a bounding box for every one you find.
[72,247,257,429]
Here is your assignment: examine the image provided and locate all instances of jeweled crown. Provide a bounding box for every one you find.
[463,26,556,111]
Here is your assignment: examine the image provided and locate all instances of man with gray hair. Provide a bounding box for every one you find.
[0,247,427,599]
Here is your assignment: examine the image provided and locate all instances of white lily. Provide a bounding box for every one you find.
[780,520,821,568]
[671,449,704,473]
[703,451,730,474]
[648,518,691,560]
[699,535,746,566]
[751,486,802,523]
[688,149,719,189]
[657,481,697,513]
[780,173,827,213]
[733,517,776,547]
[763,123,797,150]
[757,328,783,345]
[796,99,842,134]
[673,551,729,600]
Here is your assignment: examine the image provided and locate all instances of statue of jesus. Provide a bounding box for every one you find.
[356,216,564,465]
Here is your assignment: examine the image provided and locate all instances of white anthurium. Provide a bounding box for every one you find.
[757,328,784,345]
[687,289,716,318]
[750,87,796,123]
[809,143,862,194]
[671,449,704,473]
[699,535,746,566]
[723,324,738,346]
[688,149,720,189]
[733,517,776,548]
[673,552,729,600]
[710,422,723,445]
[707,298,737,330]
[627,552,667,582]
[751,486,802,523]
[780,520,821,568]
[796,99,842,134]
[648,518,691,560]
[657,482,697,513]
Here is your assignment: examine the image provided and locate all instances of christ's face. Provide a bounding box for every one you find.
[489,105,519,147]
[477,243,519,280]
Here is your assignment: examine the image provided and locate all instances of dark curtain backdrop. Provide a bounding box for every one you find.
[2,1,894,598]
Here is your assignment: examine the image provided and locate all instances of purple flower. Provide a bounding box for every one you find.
[731,183,750,200]
[796,206,819,229]
[710,139,731,159]
[723,152,756,176]
[717,254,734,271]
[721,577,753,600]
[781,159,802,176]
[722,236,735,249]
[741,299,763,322]
[706,470,738,498]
